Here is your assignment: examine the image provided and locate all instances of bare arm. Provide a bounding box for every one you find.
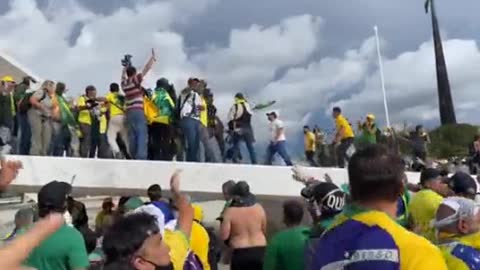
[170,171,194,238]
[220,209,231,241]
[334,126,345,143]
[261,207,267,235]
[141,49,157,77]
[0,214,64,270]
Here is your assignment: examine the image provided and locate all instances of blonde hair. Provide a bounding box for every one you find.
[40,80,55,92]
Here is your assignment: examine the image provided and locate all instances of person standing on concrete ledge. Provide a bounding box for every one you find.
[265,111,293,166]
[221,181,266,270]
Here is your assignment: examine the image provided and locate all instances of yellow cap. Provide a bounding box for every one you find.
[192,204,204,222]
[366,114,375,120]
[1,76,15,83]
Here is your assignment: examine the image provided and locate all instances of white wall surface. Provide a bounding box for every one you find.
[6,155,422,197]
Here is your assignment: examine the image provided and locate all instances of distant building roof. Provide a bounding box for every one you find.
[0,51,42,83]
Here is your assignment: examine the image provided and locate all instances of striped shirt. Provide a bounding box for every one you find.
[121,74,144,111]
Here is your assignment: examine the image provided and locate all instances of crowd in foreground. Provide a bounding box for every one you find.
[2,144,480,270]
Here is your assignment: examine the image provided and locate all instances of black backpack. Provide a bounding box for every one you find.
[18,91,46,113]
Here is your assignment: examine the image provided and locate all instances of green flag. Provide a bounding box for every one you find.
[57,95,78,128]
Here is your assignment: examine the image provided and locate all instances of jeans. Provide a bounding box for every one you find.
[180,117,201,162]
[200,125,217,163]
[266,141,293,166]
[79,123,92,158]
[51,122,71,157]
[126,109,148,160]
[336,137,354,168]
[305,151,317,167]
[149,123,174,161]
[17,113,31,155]
[231,130,257,164]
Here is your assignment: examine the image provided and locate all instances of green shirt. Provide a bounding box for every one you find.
[263,226,310,270]
[24,224,89,270]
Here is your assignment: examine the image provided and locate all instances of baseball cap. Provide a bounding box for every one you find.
[37,181,72,210]
[433,197,480,228]
[124,197,144,212]
[232,181,256,207]
[1,75,15,83]
[419,168,442,186]
[312,182,346,217]
[132,204,166,235]
[266,111,277,117]
[448,171,477,197]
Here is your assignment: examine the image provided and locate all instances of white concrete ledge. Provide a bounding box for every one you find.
[6,155,422,198]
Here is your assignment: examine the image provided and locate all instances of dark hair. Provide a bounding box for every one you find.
[303,125,310,130]
[333,107,341,113]
[56,82,66,94]
[85,85,96,94]
[222,180,236,195]
[147,184,162,201]
[80,227,98,254]
[126,66,137,78]
[415,125,423,132]
[283,200,304,226]
[348,144,404,203]
[156,78,169,89]
[38,205,67,218]
[474,135,480,141]
[110,83,120,92]
[103,213,159,267]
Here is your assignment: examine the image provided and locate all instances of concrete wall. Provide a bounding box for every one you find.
[7,155,422,200]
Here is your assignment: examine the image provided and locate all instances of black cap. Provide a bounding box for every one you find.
[266,111,277,118]
[448,172,477,196]
[312,182,345,217]
[235,93,244,99]
[419,168,441,186]
[38,181,72,210]
[232,181,256,207]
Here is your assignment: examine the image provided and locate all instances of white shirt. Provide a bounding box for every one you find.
[179,90,202,120]
[270,119,286,142]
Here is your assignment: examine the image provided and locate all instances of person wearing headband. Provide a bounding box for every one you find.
[433,197,480,270]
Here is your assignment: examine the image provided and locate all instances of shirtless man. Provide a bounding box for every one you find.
[220,181,266,270]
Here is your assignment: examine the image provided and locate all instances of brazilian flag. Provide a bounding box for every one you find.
[57,95,78,128]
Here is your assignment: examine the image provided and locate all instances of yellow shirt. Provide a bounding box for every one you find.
[304,131,316,152]
[106,92,124,117]
[438,232,480,270]
[77,96,91,125]
[409,189,443,242]
[319,206,447,270]
[164,230,190,270]
[335,114,354,139]
[190,221,211,270]
[200,97,208,127]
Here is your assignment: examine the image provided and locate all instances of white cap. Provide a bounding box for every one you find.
[132,204,166,235]
[432,197,480,228]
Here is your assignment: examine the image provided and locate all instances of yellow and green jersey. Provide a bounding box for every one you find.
[438,232,480,270]
[310,204,447,270]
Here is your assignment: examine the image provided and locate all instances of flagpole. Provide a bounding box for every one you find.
[373,25,391,128]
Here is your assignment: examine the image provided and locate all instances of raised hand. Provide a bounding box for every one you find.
[0,159,23,191]
[170,169,182,194]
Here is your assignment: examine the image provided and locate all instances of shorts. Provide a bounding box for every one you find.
[230,246,265,270]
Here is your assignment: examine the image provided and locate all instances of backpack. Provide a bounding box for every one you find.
[184,251,204,270]
[18,91,46,113]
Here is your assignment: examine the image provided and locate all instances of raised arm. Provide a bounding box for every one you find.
[170,170,194,238]
[141,49,157,77]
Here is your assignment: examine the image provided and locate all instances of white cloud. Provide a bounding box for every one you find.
[1,0,479,152]
[332,38,480,127]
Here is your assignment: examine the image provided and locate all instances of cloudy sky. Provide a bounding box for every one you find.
[1,0,479,155]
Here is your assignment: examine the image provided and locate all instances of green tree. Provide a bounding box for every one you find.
[425,0,457,125]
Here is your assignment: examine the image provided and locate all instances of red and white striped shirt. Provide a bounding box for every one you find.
[121,74,144,111]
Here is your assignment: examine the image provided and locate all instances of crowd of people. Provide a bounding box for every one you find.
[2,143,480,270]
[0,51,439,169]
[0,50,265,164]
